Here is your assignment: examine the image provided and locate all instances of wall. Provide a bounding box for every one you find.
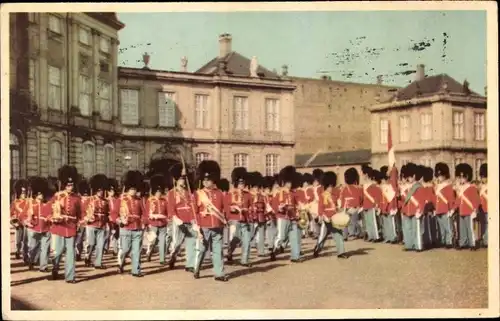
[296,164,366,186]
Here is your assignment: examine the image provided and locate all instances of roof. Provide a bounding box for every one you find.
[295,149,372,167]
[196,51,281,79]
[85,13,125,30]
[389,74,483,102]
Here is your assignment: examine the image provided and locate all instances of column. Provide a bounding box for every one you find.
[111,38,119,120]
[70,16,79,109]
[91,28,100,115]
[39,14,48,111]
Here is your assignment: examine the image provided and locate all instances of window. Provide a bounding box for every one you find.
[79,75,91,116]
[400,158,411,168]
[453,157,464,170]
[233,96,249,130]
[380,119,388,144]
[79,27,90,45]
[453,111,464,140]
[100,37,110,53]
[123,151,139,170]
[48,66,62,110]
[265,98,280,132]
[28,13,36,23]
[233,153,249,169]
[29,59,36,100]
[265,154,280,176]
[195,152,211,165]
[10,134,21,180]
[158,92,176,127]
[195,94,209,129]
[48,15,61,34]
[420,113,432,141]
[474,113,485,141]
[82,142,95,179]
[99,80,111,120]
[399,115,410,142]
[49,140,63,177]
[120,89,139,125]
[104,144,115,177]
[420,157,433,168]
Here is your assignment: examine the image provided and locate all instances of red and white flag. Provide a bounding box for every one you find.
[387,121,399,200]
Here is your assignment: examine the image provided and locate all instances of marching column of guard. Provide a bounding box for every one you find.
[10,159,489,283]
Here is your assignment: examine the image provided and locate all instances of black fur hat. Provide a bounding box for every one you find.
[169,162,186,181]
[344,167,360,185]
[321,171,337,189]
[278,166,296,186]
[231,167,247,187]
[400,164,407,180]
[248,171,263,188]
[293,172,303,189]
[141,180,150,195]
[404,163,417,179]
[123,170,142,190]
[197,160,221,184]
[13,179,29,197]
[361,164,373,176]
[78,179,90,196]
[302,173,314,185]
[312,169,324,183]
[370,169,381,183]
[150,174,166,194]
[107,178,119,192]
[29,176,48,198]
[380,166,389,180]
[479,163,487,178]
[272,174,279,185]
[90,174,108,193]
[263,176,274,189]
[434,162,450,179]
[423,167,433,183]
[218,178,230,192]
[455,163,473,182]
[58,165,79,187]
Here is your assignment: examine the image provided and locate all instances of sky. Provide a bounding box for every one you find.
[117,10,487,93]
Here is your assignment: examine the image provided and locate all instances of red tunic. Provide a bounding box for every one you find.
[434,182,456,215]
[339,185,363,209]
[249,192,267,223]
[50,191,82,238]
[28,200,52,233]
[362,184,382,210]
[263,193,274,221]
[318,189,338,218]
[400,183,426,217]
[119,195,144,230]
[398,183,410,215]
[10,198,28,225]
[306,185,323,203]
[479,184,488,213]
[86,196,109,229]
[167,188,195,223]
[107,196,121,224]
[194,188,226,228]
[454,184,481,216]
[145,196,168,227]
[421,184,436,213]
[380,183,398,213]
[225,190,252,222]
[271,189,298,221]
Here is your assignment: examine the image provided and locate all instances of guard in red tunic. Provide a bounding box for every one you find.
[361,167,382,242]
[248,172,268,257]
[50,165,82,283]
[421,167,437,249]
[262,176,275,250]
[193,160,228,282]
[340,168,363,240]
[433,163,456,248]
[479,164,488,248]
[217,178,231,248]
[379,166,399,244]
[454,163,481,250]
[307,169,324,238]
[75,179,90,261]
[11,179,29,261]
[398,164,410,244]
[145,174,169,265]
[106,178,121,256]
[117,171,145,277]
[295,172,309,240]
[84,174,110,269]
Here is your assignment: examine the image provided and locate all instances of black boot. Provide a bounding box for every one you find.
[313,246,320,258]
[214,275,229,282]
[270,250,276,261]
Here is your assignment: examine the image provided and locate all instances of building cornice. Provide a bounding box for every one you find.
[84,13,125,31]
[370,93,487,112]
[371,146,488,156]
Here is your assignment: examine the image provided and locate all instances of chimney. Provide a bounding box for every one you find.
[282,64,289,77]
[181,56,188,72]
[416,64,425,81]
[376,75,383,85]
[142,52,150,69]
[219,33,232,58]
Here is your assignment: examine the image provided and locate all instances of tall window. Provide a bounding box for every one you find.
[49,140,63,177]
[475,159,484,180]
[380,119,388,144]
[104,144,115,177]
[28,13,36,23]
[399,115,410,142]
[48,66,62,110]
[158,92,176,127]
[79,75,91,116]
[82,141,95,179]
[474,113,485,141]
[233,153,249,169]
[48,15,61,34]
[453,157,464,170]
[78,27,90,45]
[265,98,280,132]
[10,134,21,180]
[195,94,209,129]
[120,89,139,125]
[233,96,249,130]
[99,80,111,120]
[123,150,139,170]
[29,59,36,100]
[453,111,465,140]
[265,154,280,176]
[400,158,411,168]
[420,113,432,141]
[420,157,433,168]
[195,152,211,165]
[100,37,110,53]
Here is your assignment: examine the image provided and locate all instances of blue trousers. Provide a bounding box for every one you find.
[147,225,168,262]
[53,235,76,281]
[402,216,425,250]
[381,214,397,242]
[75,226,86,257]
[194,227,225,277]
[103,225,111,252]
[27,229,51,269]
[364,209,380,241]
[482,213,488,246]
[459,215,476,248]
[266,220,277,248]
[171,223,196,268]
[252,222,267,255]
[347,208,362,237]
[15,226,29,260]
[273,218,301,260]
[86,226,105,266]
[119,229,142,275]
[228,221,252,264]
[435,214,453,246]
[316,221,345,255]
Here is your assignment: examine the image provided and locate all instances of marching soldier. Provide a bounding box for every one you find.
[193,160,229,282]
[295,172,309,239]
[433,163,456,249]
[421,167,436,249]
[248,172,268,257]
[454,163,481,250]
[218,178,230,247]
[270,166,303,263]
[225,167,252,266]
[313,171,348,259]
[398,164,410,245]
[479,164,488,248]
[84,174,110,269]
[379,166,399,244]
[105,178,120,256]
[76,179,90,261]
[307,169,324,238]
[50,165,82,283]
[262,175,275,250]
[145,174,169,265]
[11,179,30,262]
[340,168,363,240]
[361,167,382,242]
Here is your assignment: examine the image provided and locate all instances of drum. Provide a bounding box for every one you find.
[309,201,319,218]
[332,211,351,230]
[146,229,157,243]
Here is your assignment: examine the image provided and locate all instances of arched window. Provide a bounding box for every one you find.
[265,154,279,176]
[233,153,249,169]
[49,140,63,177]
[82,141,96,179]
[104,144,115,177]
[195,152,211,166]
[10,133,21,180]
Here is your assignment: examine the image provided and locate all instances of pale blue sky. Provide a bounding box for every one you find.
[117,11,486,93]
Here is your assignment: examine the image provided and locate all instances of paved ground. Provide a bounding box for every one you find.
[10,235,488,310]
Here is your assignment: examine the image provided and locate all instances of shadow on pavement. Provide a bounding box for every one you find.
[11,296,40,310]
[11,274,51,287]
[344,247,375,257]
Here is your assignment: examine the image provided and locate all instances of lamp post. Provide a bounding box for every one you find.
[124,155,132,171]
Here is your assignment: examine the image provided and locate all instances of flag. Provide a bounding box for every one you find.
[388,120,395,168]
[387,120,399,201]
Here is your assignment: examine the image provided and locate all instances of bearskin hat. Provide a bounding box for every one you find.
[231,167,247,186]
[13,179,29,197]
[380,166,389,180]
[434,162,450,179]
[370,169,381,183]
[150,174,165,194]
[292,172,303,189]
[361,164,373,176]
[321,171,337,189]
[123,170,143,191]
[90,174,108,193]
[218,178,230,192]
[78,179,90,196]
[312,169,324,183]
[141,180,150,195]
[169,162,186,181]
[423,167,433,183]
[400,164,407,180]
[344,167,360,185]
[47,176,58,194]
[248,171,263,188]
[263,176,274,190]
[197,160,221,184]
[302,173,314,185]
[404,163,417,179]
[278,166,296,186]
[58,165,79,187]
[455,163,473,182]
[479,163,487,178]
[28,176,48,198]
[107,178,119,192]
